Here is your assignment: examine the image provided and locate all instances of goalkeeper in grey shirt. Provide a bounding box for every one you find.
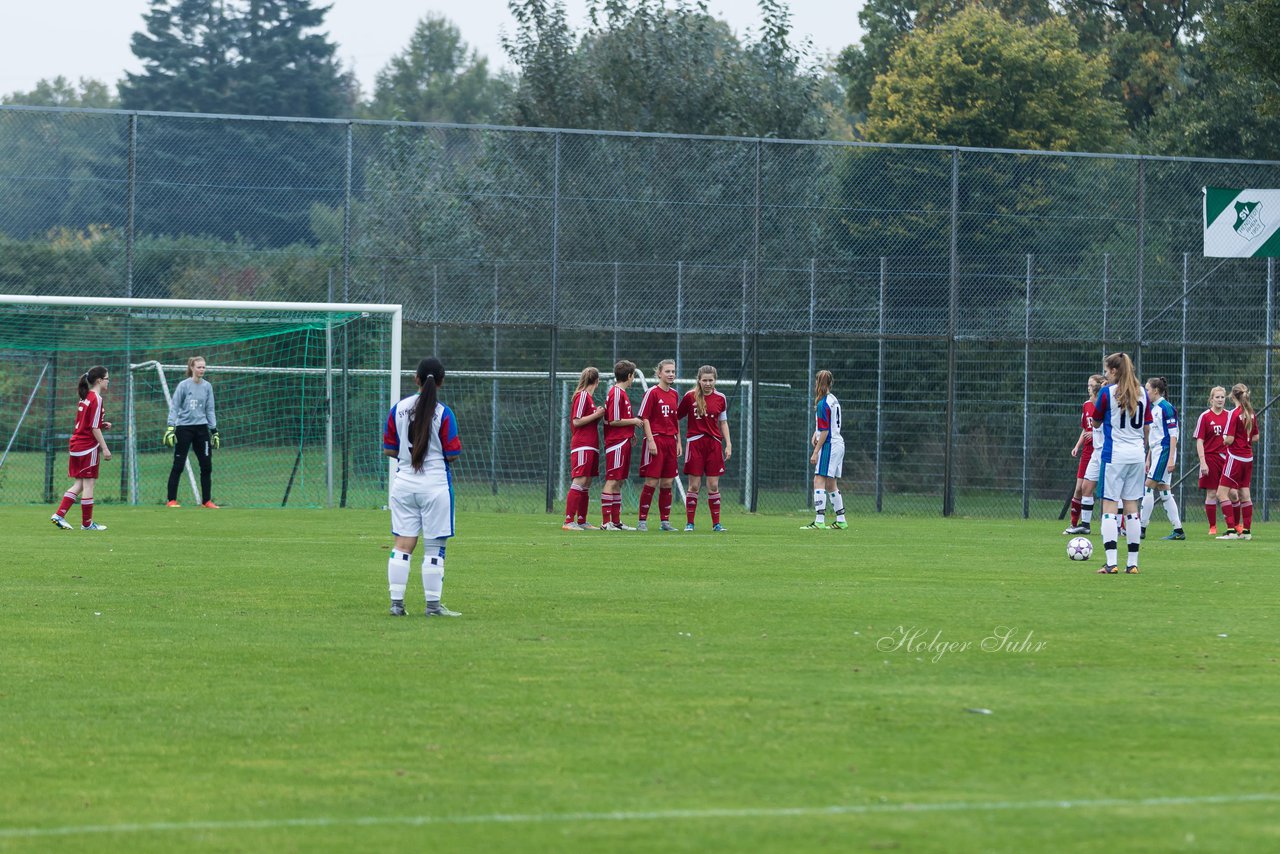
[164,355,220,508]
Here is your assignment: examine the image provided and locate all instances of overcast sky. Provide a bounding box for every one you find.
[1,0,864,98]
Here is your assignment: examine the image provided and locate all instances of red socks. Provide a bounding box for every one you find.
[1221,500,1236,531]
[638,485,655,521]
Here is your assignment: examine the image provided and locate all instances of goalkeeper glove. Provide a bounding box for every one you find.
[210,429,220,450]
[163,426,176,447]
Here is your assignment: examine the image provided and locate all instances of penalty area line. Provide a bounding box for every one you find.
[2,793,1278,839]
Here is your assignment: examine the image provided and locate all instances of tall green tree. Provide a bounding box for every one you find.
[1215,0,1280,113]
[120,0,353,117]
[367,14,507,124]
[835,0,1053,116]
[860,5,1123,151]
[1058,1,1214,127]
[121,0,243,113]
[237,0,355,117]
[1,77,118,108]
[502,0,829,138]
[1139,2,1280,158]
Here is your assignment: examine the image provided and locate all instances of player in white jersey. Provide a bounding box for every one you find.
[381,357,463,617]
[1091,352,1151,574]
[1140,376,1185,541]
[803,370,847,530]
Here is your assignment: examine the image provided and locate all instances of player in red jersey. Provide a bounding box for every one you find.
[1216,383,1260,540]
[636,358,681,531]
[600,360,644,531]
[676,365,732,532]
[1194,385,1231,535]
[50,366,113,531]
[564,367,605,530]
[1064,373,1104,534]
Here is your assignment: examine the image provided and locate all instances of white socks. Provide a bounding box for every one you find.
[1080,497,1094,525]
[388,549,411,600]
[1142,488,1183,530]
[1124,513,1141,569]
[813,488,826,523]
[829,489,846,523]
[389,539,448,603]
[422,538,446,603]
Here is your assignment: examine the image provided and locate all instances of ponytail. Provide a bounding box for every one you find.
[78,366,108,400]
[1230,383,1255,436]
[574,366,600,394]
[813,370,833,405]
[409,357,446,472]
[1104,353,1141,416]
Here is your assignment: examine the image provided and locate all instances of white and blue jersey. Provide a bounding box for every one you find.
[383,395,462,538]
[1147,398,1178,478]
[1093,383,1151,502]
[1092,384,1151,465]
[814,393,845,478]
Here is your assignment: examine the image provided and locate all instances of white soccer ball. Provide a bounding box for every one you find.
[1067,536,1093,561]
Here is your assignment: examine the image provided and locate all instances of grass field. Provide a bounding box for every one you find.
[1,506,1277,852]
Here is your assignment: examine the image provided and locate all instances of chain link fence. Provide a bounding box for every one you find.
[2,105,1278,517]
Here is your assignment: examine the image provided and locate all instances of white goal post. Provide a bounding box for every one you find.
[0,294,402,508]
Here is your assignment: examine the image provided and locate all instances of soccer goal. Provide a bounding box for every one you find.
[0,295,401,508]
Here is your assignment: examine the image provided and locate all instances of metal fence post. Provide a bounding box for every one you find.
[806,257,815,507]
[1102,252,1110,357]
[122,113,138,503]
[1022,254,1032,520]
[546,132,561,514]
[676,261,683,373]
[1265,257,1275,521]
[944,148,959,517]
[750,140,761,512]
[1135,158,1146,370]
[1179,253,1190,515]
[492,264,500,497]
[876,256,886,513]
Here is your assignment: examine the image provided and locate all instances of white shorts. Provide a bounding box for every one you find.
[816,440,844,479]
[1101,460,1145,503]
[1084,451,1101,482]
[390,480,455,539]
[1146,448,1174,485]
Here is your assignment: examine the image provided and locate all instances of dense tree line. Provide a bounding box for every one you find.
[4,0,1275,158]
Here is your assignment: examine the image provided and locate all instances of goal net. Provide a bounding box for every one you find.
[0,295,400,508]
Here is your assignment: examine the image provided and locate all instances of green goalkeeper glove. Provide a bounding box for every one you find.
[163,426,176,447]
[210,429,220,450]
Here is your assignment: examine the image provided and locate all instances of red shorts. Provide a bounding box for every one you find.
[68,449,100,480]
[640,434,679,479]
[1075,444,1093,480]
[603,440,632,481]
[569,447,598,479]
[1198,453,1226,490]
[683,437,725,477]
[1219,454,1253,490]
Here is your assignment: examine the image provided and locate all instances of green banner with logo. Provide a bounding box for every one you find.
[1203,187,1280,257]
